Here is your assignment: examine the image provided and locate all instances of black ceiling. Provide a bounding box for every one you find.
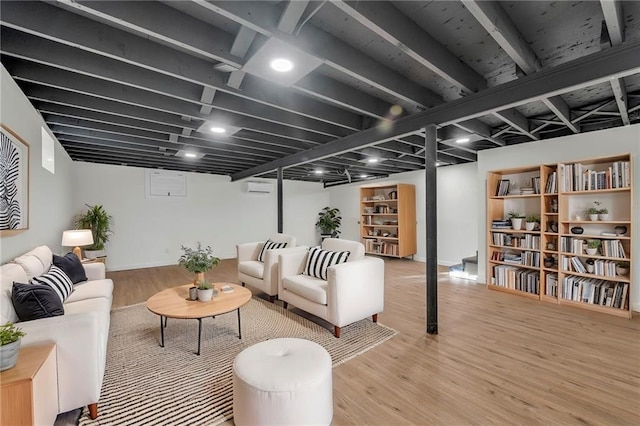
[1,1,639,186]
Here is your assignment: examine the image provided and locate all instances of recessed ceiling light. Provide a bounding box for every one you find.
[210,127,226,134]
[456,137,470,143]
[270,58,294,72]
[367,158,379,163]
[184,152,197,158]
[314,169,323,174]
[436,162,441,167]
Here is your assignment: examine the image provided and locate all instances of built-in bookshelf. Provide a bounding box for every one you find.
[360,183,416,258]
[486,154,633,318]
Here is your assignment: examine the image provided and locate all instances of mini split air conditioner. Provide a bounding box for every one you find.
[244,181,273,194]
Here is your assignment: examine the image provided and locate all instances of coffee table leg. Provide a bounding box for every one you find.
[164,317,168,328]
[160,316,165,348]
[196,318,202,356]
[237,308,242,340]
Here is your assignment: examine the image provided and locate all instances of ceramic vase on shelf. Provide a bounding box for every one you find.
[598,214,609,221]
[588,214,598,221]
[616,265,629,276]
[586,248,598,255]
[511,218,523,230]
[525,222,536,231]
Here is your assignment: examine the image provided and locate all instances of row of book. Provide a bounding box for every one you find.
[491,251,540,267]
[491,233,540,249]
[495,178,541,196]
[491,219,512,229]
[558,161,630,192]
[559,237,627,258]
[546,273,558,297]
[561,256,621,277]
[363,239,399,256]
[600,239,627,258]
[544,172,558,194]
[492,265,539,294]
[561,276,628,309]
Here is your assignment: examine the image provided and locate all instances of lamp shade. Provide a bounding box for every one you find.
[61,229,94,247]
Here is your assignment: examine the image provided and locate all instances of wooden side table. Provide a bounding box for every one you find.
[1,343,58,426]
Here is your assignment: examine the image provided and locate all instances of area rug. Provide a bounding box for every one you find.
[78,297,397,425]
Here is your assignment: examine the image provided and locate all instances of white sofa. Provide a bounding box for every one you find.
[237,233,306,302]
[0,245,113,419]
[278,239,384,337]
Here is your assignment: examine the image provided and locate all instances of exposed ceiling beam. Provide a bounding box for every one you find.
[330,0,486,93]
[600,0,630,125]
[462,0,579,134]
[0,1,361,131]
[492,110,539,140]
[231,39,640,180]
[193,0,442,109]
[278,1,309,34]
[230,26,257,57]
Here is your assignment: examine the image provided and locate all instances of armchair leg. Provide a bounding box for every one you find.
[88,403,98,419]
[269,295,275,303]
[241,282,245,287]
[282,302,288,309]
[372,314,378,323]
[334,326,341,338]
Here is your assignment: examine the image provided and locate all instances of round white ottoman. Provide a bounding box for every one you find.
[233,338,333,426]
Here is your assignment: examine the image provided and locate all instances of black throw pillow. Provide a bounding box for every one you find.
[53,253,88,284]
[12,282,64,321]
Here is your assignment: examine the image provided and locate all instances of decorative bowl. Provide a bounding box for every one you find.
[571,226,584,235]
[614,225,627,236]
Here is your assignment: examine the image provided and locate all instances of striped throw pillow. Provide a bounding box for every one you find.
[257,240,288,262]
[304,247,350,280]
[30,265,74,303]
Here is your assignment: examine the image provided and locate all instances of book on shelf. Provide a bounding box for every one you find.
[492,265,539,294]
[495,179,510,196]
[545,172,557,194]
[546,273,558,297]
[558,161,631,192]
[561,276,628,309]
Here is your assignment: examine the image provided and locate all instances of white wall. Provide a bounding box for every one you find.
[72,162,329,270]
[0,65,75,263]
[326,163,479,265]
[477,124,640,311]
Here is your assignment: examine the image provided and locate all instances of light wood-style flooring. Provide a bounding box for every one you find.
[108,259,640,425]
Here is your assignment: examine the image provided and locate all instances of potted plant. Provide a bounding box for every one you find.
[585,239,600,255]
[75,204,113,258]
[508,210,525,230]
[616,261,630,276]
[178,242,220,284]
[585,202,600,221]
[316,207,342,238]
[0,323,26,371]
[597,205,609,221]
[196,280,216,302]
[525,215,540,231]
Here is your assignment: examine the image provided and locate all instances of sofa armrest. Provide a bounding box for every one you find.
[263,247,308,286]
[327,256,385,327]
[83,262,106,280]
[237,242,262,263]
[278,250,309,294]
[19,311,106,412]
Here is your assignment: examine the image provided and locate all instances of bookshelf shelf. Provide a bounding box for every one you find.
[360,184,416,258]
[486,154,632,318]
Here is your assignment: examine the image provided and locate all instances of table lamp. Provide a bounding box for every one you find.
[61,229,94,260]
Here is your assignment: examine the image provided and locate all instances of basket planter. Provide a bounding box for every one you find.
[0,338,21,371]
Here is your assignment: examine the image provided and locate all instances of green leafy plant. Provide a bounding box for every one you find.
[316,207,342,237]
[525,215,540,223]
[507,210,525,219]
[75,204,113,250]
[196,280,212,290]
[587,239,601,249]
[178,243,220,273]
[0,323,25,346]
[598,207,609,214]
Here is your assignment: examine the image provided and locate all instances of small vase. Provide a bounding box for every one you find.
[598,214,609,221]
[616,266,629,276]
[194,272,205,285]
[588,214,598,221]
[585,248,598,255]
[511,218,523,230]
[0,338,21,371]
[586,264,594,274]
[525,222,536,231]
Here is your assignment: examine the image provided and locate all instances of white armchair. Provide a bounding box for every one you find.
[278,239,384,338]
[237,233,305,302]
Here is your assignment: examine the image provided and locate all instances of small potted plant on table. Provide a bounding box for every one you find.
[196,280,216,302]
[0,323,26,371]
[178,243,220,285]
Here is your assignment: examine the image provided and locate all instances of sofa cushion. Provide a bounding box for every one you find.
[66,279,114,304]
[12,281,64,321]
[0,263,27,324]
[30,265,74,303]
[283,275,328,305]
[53,253,88,284]
[13,246,53,279]
[257,240,288,262]
[238,260,264,279]
[304,247,350,280]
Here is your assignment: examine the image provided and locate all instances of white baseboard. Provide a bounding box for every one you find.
[107,257,235,272]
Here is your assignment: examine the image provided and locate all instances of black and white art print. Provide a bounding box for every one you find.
[0,125,29,234]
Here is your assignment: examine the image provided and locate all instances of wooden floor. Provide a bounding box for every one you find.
[108,258,640,425]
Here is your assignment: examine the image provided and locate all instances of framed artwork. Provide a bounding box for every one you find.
[0,124,29,235]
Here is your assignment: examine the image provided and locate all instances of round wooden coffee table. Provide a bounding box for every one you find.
[146,283,251,355]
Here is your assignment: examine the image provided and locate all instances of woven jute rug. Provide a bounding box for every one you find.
[78,297,397,425]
